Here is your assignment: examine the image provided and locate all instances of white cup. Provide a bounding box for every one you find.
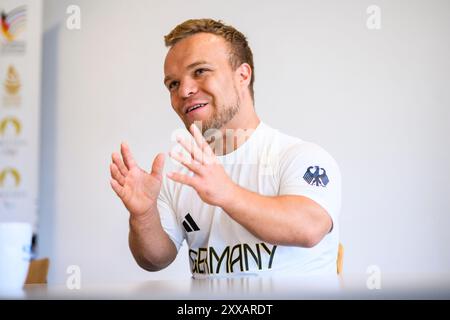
[0,222,32,292]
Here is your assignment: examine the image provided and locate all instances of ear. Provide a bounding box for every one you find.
[235,63,252,89]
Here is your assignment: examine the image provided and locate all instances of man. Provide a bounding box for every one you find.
[110,19,341,278]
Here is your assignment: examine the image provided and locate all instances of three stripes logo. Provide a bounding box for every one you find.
[182,213,200,233]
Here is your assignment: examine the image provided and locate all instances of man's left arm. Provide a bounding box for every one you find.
[220,187,332,247]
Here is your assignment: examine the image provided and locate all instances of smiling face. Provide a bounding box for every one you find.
[164,33,243,133]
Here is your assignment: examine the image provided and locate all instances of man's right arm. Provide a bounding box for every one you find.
[110,143,178,272]
[128,206,177,271]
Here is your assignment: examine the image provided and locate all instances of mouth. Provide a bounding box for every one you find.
[185,103,208,114]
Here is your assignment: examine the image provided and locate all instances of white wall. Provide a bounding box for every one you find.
[38,0,450,284]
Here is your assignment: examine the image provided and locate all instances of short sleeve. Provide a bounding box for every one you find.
[278,142,342,226]
[157,176,185,252]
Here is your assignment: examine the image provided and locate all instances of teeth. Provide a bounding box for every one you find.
[187,103,206,113]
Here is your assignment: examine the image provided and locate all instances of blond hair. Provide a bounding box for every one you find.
[165,19,255,101]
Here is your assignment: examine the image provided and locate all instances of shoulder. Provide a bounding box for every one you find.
[263,124,338,167]
[257,123,304,155]
[261,126,340,179]
[280,141,340,178]
[283,141,337,163]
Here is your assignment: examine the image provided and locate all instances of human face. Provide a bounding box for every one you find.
[164,33,241,133]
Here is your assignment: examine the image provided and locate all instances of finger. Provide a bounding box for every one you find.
[112,152,128,176]
[169,149,192,165]
[110,179,124,199]
[110,163,125,186]
[166,171,197,188]
[176,136,205,164]
[121,142,137,170]
[190,123,214,158]
[169,150,202,174]
[151,153,165,181]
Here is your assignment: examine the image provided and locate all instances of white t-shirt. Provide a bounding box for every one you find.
[158,122,341,278]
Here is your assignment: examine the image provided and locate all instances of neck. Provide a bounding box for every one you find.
[208,102,260,156]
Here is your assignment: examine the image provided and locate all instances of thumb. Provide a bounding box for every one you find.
[151,153,165,180]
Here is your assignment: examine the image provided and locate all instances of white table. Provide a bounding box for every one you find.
[3,273,450,299]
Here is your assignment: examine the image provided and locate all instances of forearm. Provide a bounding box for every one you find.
[128,206,177,271]
[221,185,332,247]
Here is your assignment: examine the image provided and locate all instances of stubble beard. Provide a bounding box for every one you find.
[202,101,240,134]
[184,90,241,135]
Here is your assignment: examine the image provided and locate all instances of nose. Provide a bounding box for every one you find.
[178,77,198,99]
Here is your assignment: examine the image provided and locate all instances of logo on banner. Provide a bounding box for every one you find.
[0,167,26,207]
[2,65,22,107]
[4,65,21,94]
[0,167,21,187]
[0,116,21,136]
[1,5,27,55]
[0,116,26,157]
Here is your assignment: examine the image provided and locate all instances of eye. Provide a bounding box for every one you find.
[194,68,208,77]
[168,81,179,90]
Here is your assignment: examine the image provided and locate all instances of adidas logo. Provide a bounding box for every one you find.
[182,213,200,233]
